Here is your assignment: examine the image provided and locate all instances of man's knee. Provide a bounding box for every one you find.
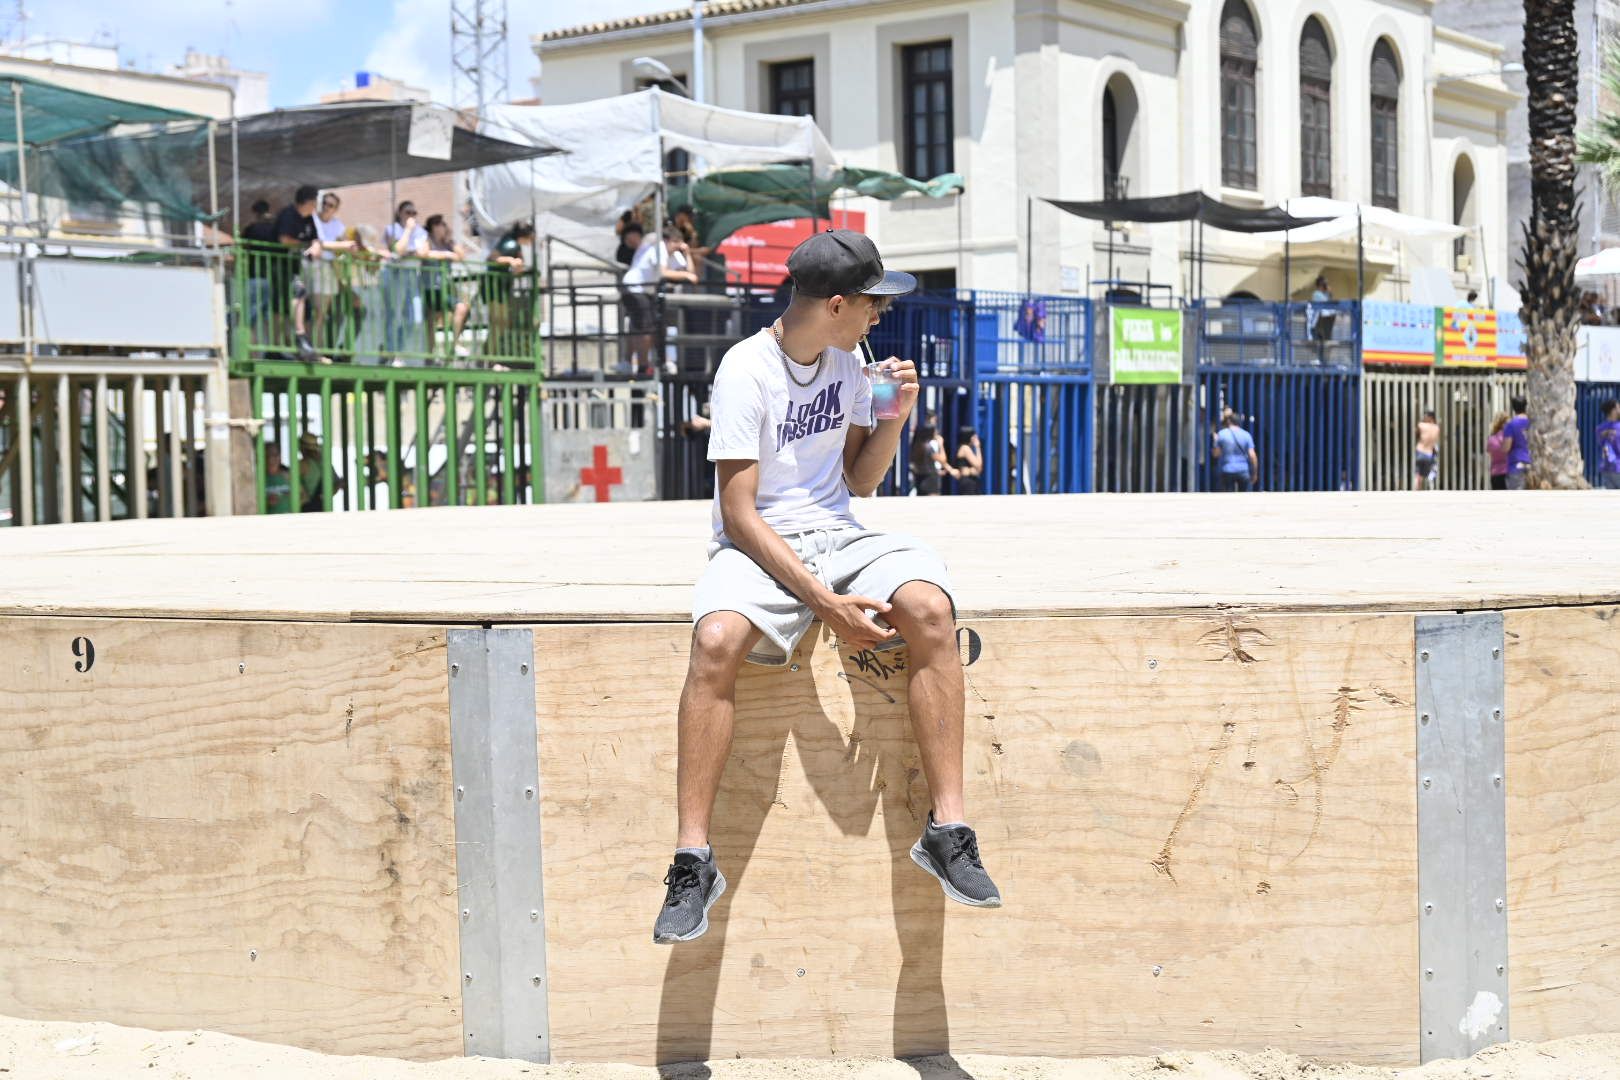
[891,583,956,642]
[689,613,755,680]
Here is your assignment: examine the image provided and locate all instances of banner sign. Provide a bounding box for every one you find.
[1362,301,1436,367]
[1361,302,1525,369]
[1578,326,1620,383]
[1109,306,1183,384]
[715,210,865,288]
[545,430,656,503]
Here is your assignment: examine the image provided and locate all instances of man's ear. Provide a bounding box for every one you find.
[827,294,848,317]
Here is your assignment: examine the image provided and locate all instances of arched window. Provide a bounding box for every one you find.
[1370,40,1401,209]
[1453,155,1477,271]
[1102,74,1140,200]
[1220,0,1259,190]
[1299,18,1333,197]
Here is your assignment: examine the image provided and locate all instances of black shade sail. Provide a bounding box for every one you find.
[1043,191,1332,233]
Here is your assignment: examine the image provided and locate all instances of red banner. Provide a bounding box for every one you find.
[715,210,866,288]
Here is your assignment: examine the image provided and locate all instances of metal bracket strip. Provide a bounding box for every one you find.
[1416,611,1508,1063]
[447,628,550,1062]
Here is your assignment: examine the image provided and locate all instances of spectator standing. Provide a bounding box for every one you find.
[273,185,323,359]
[1308,275,1334,362]
[1598,398,1620,489]
[422,213,471,357]
[620,222,697,375]
[1501,396,1532,489]
[311,192,357,354]
[909,412,956,496]
[240,199,278,339]
[384,201,429,360]
[1212,409,1258,492]
[1486,412,1510,490]
[953,427,983,495]
[296,432,329,512]
[264,454,293,514]
[1414,409,1441,490]
[483,221,536,358]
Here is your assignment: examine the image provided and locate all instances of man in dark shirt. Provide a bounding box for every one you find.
[482,221,535,357]
[273,185,323,359]
[239,200,278,338]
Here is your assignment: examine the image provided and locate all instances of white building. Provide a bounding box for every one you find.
[169,49,271,117]
[536,0,1516,303]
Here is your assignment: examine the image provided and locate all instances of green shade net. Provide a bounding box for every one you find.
[668,164,964,247]
[0,74,202,145]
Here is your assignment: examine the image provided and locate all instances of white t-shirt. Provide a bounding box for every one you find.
[707,329,872,543]
[315,215,346,260]
[622,240,678,292]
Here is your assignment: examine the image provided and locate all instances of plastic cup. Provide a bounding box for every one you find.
[866,361,904,421]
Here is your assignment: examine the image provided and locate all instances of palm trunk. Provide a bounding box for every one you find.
[1521,0,1588,488]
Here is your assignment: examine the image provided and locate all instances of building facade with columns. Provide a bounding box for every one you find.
[536,0,1516,303]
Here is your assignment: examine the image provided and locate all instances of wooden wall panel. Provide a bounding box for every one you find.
[0,617,463,1060]
[533,612,1419,1065]
[1505,605,1620,1039]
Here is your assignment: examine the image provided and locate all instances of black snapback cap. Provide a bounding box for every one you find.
[786,228,916,298]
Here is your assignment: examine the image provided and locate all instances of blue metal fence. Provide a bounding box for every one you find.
[1578,381,1620,486]
[1198,365,1361,492]
[975,374,1094,494]
[967,291,1093,374]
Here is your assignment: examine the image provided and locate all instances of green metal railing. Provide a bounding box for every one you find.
[231,239,541,368]
[247,361,544,514]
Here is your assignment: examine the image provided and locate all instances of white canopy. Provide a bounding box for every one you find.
[1260,197,1470,245]
[1575,247,1620,282]
[472,88,838,263]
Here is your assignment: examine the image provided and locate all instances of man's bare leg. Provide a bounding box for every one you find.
[886,580,1000,907]
[676,611,757,848]
[885,581,965,823]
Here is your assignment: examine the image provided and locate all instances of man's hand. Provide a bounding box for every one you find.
[814,593,897,650]
[885,357,921,420]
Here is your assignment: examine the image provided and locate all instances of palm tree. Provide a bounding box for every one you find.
[1521,0,1588,488]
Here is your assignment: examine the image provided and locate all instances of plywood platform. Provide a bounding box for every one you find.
[4,492,1620,622]
[1,494,1618,1067]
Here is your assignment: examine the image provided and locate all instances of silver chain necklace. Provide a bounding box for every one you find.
[772,320,824,387]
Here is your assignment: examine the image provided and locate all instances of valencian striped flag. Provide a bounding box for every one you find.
[1437,307,1499,368]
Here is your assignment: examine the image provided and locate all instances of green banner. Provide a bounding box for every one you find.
[1109,307,1183,384]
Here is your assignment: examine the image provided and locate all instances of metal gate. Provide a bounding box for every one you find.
[1093,383,1197,493]
[1362,371,1526,491]
[544,380,659,503]
[1199,365,1360,491]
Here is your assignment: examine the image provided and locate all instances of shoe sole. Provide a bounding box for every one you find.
[653,870,727,944]
[910,841,1002,908]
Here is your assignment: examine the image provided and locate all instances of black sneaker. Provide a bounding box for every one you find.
[910,813,1002,908]
[653,851,727,944]
[296,333,317,359]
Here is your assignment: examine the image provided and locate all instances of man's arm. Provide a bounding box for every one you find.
[843,358,920,497]
[717,460,894,649]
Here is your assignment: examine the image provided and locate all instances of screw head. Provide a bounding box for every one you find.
[249,949,257,961]
[524,787,535,799]
[1496,898,1505,911]
[1492,647,1501,659]
[1147,658,1159,670]
[1421,650,1430,662]
[464,972,473,983]
[532,975,542,986]
[1493,709,1502,721]
[1497,964,1505,975]
[451,663,459,676]
[1425,968,1434,979]
[1425,902,1434,914]
[530,909,539,921]
[456,786,465,801]
[461,908,470,922]
[796,968,806,977]
[520,663,529,675]
[1152,965,1164,977]
[1423,776,1432,789]
[1420,713,1430,725]
[790,664,800,672]
[1494,775,1503,787]
[238,662,245,674]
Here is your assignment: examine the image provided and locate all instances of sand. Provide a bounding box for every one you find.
[2,1017,1619,1080]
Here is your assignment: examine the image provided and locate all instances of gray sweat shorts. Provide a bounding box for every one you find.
[692,527,956,667]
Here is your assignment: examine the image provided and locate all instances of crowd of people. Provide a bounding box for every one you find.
[238,185,537,364]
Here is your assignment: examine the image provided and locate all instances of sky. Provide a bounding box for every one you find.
[23,0,684,107]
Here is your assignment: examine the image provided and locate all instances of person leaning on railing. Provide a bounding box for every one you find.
[422,213,472,358]
[481,221,536,362]
[273,185,324,360]
[240,200,278,339]
[383,202,430,362]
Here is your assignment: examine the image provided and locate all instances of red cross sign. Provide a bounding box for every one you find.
[579,444,624,502]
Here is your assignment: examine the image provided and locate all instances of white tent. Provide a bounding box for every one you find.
[473,88,838,264]
[1575,247,1620,282]
[1265,196,1469,246]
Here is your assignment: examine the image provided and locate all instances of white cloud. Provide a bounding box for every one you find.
[361,0,454,104]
